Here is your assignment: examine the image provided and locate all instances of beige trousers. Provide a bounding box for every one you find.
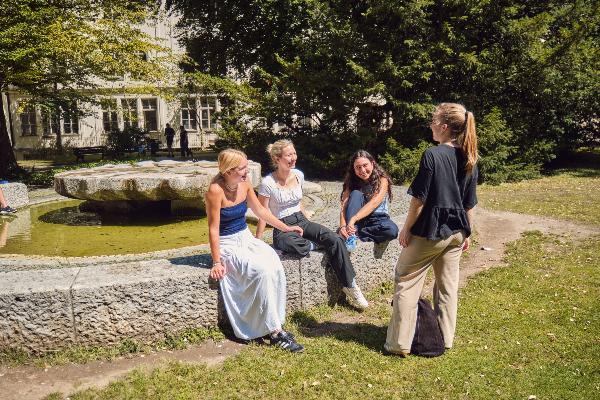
[385,231,465,353]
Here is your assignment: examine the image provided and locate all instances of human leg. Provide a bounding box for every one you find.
[219,229,287,339]
[0,188,16,214]
[302,220,356,287]
[344,190,365,223]
[432,231,465,349]
[385,235,453,354]
[0,188,6,208]
[357,214,399,243]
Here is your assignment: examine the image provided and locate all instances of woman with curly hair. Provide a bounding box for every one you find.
[339,150,399,258]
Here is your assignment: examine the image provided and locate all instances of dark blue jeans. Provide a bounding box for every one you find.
[274,212,356,288]
[345,190,399,243]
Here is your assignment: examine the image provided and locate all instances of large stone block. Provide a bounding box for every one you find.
[0,182,29,209]
[71,258,218,347]
[0,268,78,352]
[53,160,261,202]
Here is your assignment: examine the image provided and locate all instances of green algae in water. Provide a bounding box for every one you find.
[0,200,253,257]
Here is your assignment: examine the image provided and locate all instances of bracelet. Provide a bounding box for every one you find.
[212,261,222,267]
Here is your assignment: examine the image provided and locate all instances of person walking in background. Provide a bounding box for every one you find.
[206,148,305,352]
[256,140,369,309]
[339,150,399,258]
[0,187,17,215]
[164,123,175,157]
[179,125,192,158]
[385,102,479,356]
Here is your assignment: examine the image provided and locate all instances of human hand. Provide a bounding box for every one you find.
[398,228,412,248]
[339,226,349,239]
[287,225,304,236]
[346,219,357,235]
[462,237,470,252]
[210,262,226,280]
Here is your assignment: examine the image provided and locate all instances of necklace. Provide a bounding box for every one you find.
[224,182,238,192]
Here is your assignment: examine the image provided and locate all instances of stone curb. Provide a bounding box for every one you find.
[0,183,29,210]
[0,183,409,352]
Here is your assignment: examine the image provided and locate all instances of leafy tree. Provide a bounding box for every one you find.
[0,0,178,178]
[171,0,599,182]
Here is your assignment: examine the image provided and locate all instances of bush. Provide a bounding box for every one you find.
[105,126,148,155]
[380,139,430,185]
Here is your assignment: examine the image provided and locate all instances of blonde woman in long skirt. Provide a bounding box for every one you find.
[206,149,305,352]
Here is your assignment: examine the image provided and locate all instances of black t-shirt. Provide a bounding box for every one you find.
[165,127,175,139]
[408,145,478,240]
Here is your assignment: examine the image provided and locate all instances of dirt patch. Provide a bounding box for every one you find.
[457,208,599,288]
[1,208,598,400]
[0,340,243,400]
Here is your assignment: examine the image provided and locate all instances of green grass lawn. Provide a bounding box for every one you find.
[478,168,600,225]
[51,232,599,400]
[46,170,600,399]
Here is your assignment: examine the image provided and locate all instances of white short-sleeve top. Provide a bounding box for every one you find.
[258,169,304,219]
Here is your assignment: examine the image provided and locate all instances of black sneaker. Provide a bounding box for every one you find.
[270,331,304,353]
[0,206,17,215]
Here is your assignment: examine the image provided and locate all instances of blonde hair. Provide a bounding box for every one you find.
[434,103,479,174]
[266,139,294,169]
[217,148,246,176]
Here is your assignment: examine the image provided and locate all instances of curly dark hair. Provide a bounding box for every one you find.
[341,150,393,202]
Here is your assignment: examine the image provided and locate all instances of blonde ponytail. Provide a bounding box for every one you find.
[434,103,479,174]
[462,111,478,174]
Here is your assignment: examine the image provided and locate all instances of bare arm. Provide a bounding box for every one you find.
[339,190,350,239]
[462,207,475,251]
[205,184,226,280]
[246,183,303,235]
[347,178,390,229]
[255,194,270,239]
[398,196,424,247]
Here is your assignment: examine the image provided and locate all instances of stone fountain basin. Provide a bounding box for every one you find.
[54,160,262,202]
[0,183,409,353]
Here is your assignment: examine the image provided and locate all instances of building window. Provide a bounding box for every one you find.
[102,101,118,132]
[121,98,138,129]
[63,106,79,135]
[141,98,157,131]
[199,96,217,129]
[19,105,37,136]
[42,109,59,136]
[181,98,197,131]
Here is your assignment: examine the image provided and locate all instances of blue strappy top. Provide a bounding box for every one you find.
[220,201,248,236]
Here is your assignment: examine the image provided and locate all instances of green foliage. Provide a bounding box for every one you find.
[380,139,430,184]
[0,0,179,176]
[477,108,540,185]
[171,0,599,184]
[105,126,148,155]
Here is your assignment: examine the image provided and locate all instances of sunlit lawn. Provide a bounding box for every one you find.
[478,169,600,225]
[47,170,600,400]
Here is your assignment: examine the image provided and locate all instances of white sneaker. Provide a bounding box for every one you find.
[342,286,369,309]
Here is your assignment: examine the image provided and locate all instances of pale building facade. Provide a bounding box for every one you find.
[4,10,221,159]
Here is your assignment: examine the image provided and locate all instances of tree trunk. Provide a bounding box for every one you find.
[54,83,63,153]
[0,93,19,178]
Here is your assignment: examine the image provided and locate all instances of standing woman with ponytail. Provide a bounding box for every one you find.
[385,103,478,356]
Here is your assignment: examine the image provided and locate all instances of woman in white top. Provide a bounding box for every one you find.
[206,148,305,352]
[256,140,369,309]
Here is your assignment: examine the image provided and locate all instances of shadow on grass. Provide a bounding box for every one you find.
[547,168,600,178]
[292,311,387,352]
